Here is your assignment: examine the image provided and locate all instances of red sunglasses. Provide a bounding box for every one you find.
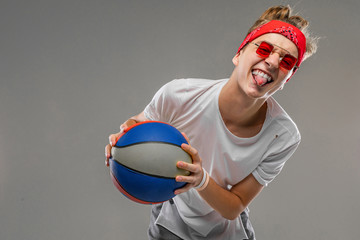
[251,41,298,70]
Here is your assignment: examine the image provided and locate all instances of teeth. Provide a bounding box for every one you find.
[252,70,272,83]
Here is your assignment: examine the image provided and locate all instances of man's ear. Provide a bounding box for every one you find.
[232,52,241,66]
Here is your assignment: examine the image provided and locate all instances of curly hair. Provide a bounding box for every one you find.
[248,5,319,61]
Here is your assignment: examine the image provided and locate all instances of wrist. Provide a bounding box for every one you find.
[194,168,210,191]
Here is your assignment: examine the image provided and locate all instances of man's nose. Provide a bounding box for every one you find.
[264,52,281,69]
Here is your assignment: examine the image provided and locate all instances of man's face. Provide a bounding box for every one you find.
[232,33,298,99]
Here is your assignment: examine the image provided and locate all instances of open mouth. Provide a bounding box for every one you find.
[252,69,273,87]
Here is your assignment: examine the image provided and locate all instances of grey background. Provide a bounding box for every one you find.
[1,0,359,239]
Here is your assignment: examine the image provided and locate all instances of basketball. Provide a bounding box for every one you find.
[109,121,192,204]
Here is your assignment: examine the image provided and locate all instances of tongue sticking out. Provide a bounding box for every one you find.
[253,74,268,86]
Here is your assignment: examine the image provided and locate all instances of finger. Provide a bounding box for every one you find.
[181,143,201,164]
[120,119,137,131]
[109,132,121,146]
[177,161,201,174]
[181,143,196,155]
[105,144,111,167]
[174,184,192,195]
[105,144,112,158]
[176,161,203,188]
[175,175,197,185]
[120,123,127,132]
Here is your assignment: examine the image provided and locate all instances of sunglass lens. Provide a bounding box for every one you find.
[280,54,297,70]
[256,42,273,58]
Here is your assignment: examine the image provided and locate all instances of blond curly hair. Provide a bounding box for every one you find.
[248,5,319,61]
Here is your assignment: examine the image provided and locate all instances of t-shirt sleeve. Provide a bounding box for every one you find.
[252,135,301,186]
[143,79,185,122]
[143,84,166,121]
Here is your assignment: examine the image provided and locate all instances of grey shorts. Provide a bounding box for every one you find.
[147,201,183,240]
[147,200,256,240]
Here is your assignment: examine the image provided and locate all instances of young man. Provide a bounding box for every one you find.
[105,5,318,240]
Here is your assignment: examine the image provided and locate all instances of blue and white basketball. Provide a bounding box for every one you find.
[109,121,192,204]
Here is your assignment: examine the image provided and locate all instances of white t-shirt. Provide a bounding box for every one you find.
[144,78,301,239]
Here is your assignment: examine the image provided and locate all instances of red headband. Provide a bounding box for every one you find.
[238,20,306,69]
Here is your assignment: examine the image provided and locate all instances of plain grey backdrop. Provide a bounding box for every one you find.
[1,0,359,239]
